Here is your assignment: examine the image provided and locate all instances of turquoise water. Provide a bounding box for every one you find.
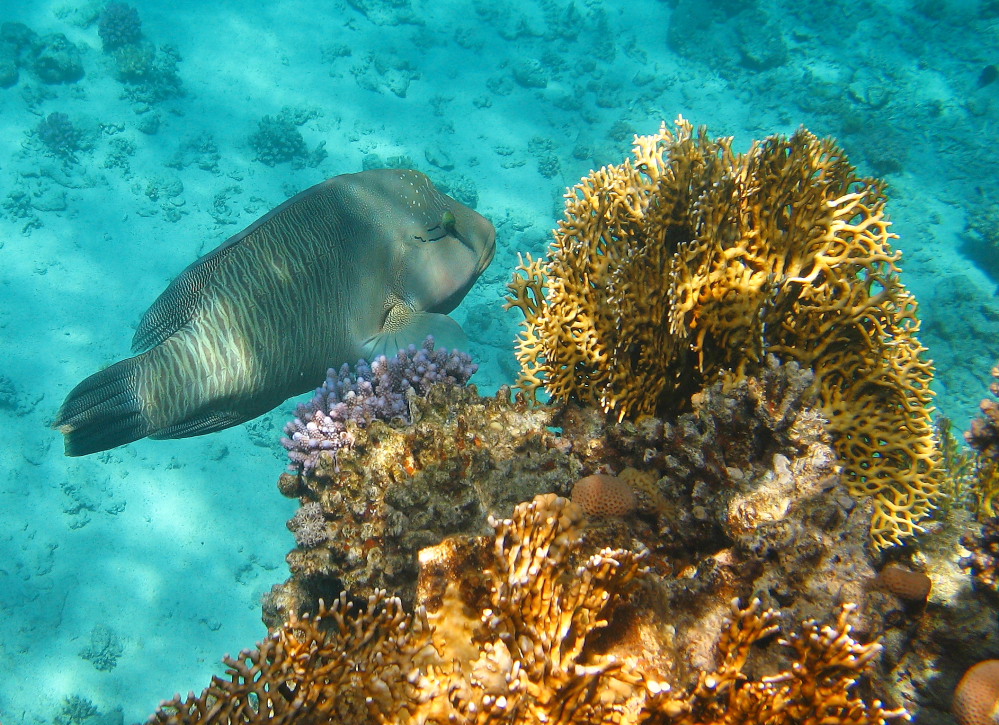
[0,0,996,722]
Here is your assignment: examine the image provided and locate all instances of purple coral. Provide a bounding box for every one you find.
[282,336,478,473]
[98,2,142,51]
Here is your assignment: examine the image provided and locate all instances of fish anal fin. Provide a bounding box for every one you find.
[149,411,247,439]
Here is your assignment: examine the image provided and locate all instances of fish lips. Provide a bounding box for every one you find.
[428,221,496,314]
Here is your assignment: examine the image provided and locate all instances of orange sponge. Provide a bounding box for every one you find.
[878,565,931,602]
[954,660,999,725]
[571,474,636,517]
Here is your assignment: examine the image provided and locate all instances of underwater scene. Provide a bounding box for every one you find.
[3,0,999,723]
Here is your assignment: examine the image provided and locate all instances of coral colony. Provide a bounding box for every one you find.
[281,336,477,472]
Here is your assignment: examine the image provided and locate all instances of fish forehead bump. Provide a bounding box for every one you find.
[338,168,445,220]
[337,168,494,258]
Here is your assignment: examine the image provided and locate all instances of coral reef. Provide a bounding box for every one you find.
[153,496,903,725]
[266,383,561,623]
[248,114,306,167]
[966,363,999,460]
[351,51,421,97]
[35,112,85,160]
[78,624,123,671]
[281,337,478,473]
[258,354,999,720]
[247,108,327,169]
[113,42,184,102]
[98,2,142,52]
[0,22,38,87]
[505,118,940,549]
[31,33,84,84]
[54,695,99,725]
[141,346,999,724]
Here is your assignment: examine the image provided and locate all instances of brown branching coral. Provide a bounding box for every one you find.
[418,493,649,724]
[152,495,649,725]
[150,590,437,725]
[653,600,906,725]
[506,117,941,549]
[151,494,905,725]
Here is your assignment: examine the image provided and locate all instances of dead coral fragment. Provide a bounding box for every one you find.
[506,117,941,549]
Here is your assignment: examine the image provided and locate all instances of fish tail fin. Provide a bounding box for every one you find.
[51,356,151,456]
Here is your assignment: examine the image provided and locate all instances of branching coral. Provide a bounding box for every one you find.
[35,112,84,160]
[151,590,436,725]
[248,115,308,167]
[655,600,905,725]
[152,495,905,725]
[281,337,478,472]
[505,117,941,549]
[98,2,142,51]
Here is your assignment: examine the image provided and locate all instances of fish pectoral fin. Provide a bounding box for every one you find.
[149,411,247,439]
[361,307,468,359]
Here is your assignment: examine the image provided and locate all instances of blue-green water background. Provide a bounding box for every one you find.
[0,0,996,722]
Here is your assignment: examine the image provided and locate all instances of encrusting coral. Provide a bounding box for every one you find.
[151,495,904,725]
[960,516,999,597]
[505,117,940,549]
[966,363,999,518]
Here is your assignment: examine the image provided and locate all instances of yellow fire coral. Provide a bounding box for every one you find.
[150,495,905,725]
[505,117,941,549]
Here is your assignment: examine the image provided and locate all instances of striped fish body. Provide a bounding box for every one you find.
[53,169,496,456]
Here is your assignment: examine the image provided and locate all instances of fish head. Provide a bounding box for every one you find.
[377,169,496,314]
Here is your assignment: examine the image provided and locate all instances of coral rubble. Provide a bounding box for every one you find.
[505,117,940,550]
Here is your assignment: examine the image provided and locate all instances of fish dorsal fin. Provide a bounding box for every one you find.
[360,303,468,360]
[131,180,336,353]
[131,242,242,352]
